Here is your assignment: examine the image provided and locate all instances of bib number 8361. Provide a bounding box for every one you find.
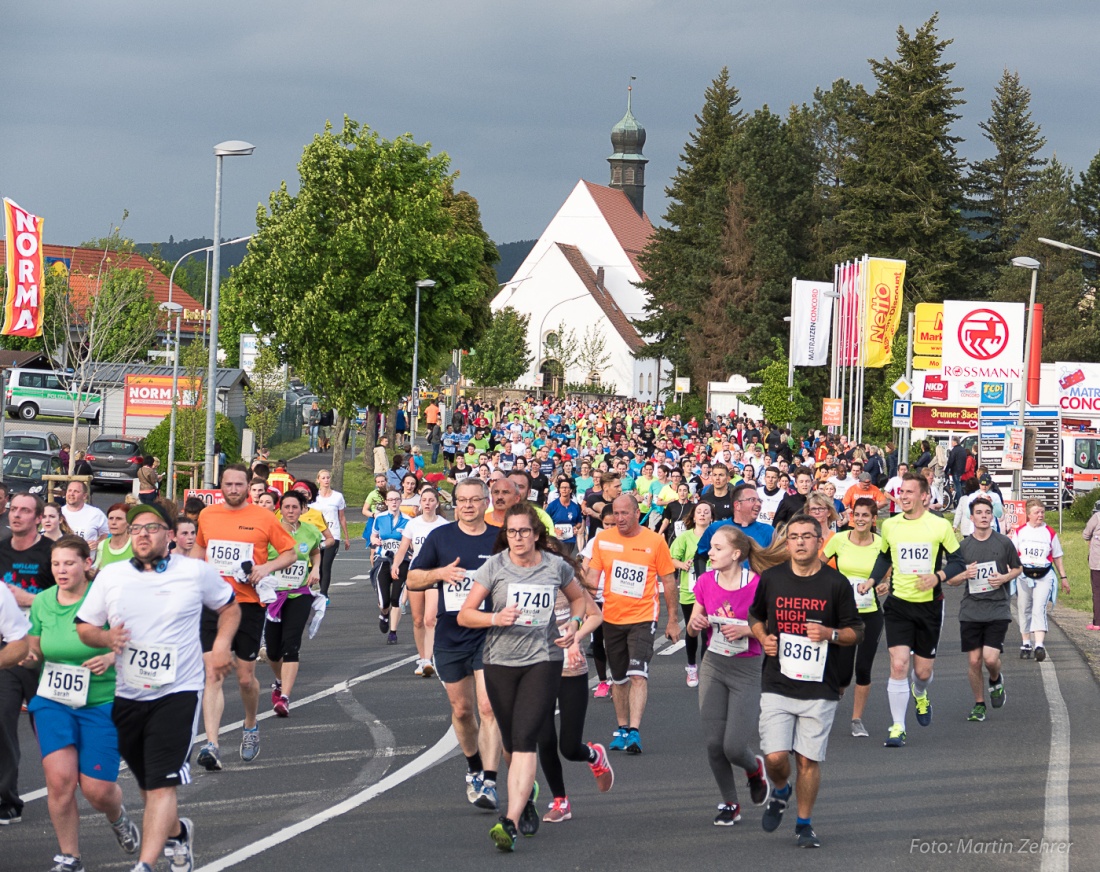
[781,638,822,662]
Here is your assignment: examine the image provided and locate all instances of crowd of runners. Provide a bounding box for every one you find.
[0,395,1077,867]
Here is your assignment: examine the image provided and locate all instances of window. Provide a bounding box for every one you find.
[638,373,644,394]
[545,332,559,351]
[44,375,62,390]
[647,373,653,393]
[23,373,43,388]
[1075,439,1100,470]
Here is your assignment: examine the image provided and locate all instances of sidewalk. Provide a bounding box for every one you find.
[1052,604,1100,685]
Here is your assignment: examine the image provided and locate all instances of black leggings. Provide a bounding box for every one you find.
[373,558,407,611]
[263,595,313,663]
[838,609,885,688]
[537,674,592,798]
[318,543,339,596]
[682,602,699,667]
[483,661,561,754]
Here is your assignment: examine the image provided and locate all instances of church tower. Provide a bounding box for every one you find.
[607,84,648,216]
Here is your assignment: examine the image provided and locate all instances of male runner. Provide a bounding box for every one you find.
[701,463,734,521]
[587,495,678,754]
[406,478,502,809]
[194,465,297,769]
[61,481,109,559]
[866,474,965,747]
[756,466,785,527]
[77,503,240,872]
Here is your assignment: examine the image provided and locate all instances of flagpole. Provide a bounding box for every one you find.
[857,255,868,444]
[829,263,839,425]
[838,262,847,437]
[787,278,796,430]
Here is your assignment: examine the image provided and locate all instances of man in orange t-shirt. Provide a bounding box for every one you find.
[842,472,889,514]
[194,464,297,769]
[587,494,677,755]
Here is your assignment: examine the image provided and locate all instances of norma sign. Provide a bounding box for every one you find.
[124,374,202,417]
[911,404,978,432]
[942,301,1024,380]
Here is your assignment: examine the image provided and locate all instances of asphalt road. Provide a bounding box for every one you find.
[5,547,1099,872]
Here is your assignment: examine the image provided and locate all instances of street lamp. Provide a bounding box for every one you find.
[168,236,252,309]
[1037,237,1100,260]
[159,302,184,500]
[204,140,255,487]
[1010,255,1041,498]
[411,279,435,442]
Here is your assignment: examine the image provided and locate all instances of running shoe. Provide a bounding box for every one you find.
[387,631,398,645]
[593,681,611,699]
[49,855,84,872]
[274,695,290,718]
[1020,644,1032,660]
[128,865,154,872]
[686,665,699,688]
[519,782,540,836]
[761,790,788,832]
[466,771,483,804]
[420,661,434,678]
[474,781,499,811]
[884,723,907,747]
[490,816,518,852]
[1035,646,1047,662]
[990,678,1006,709]
[270,680,282,708]
[414,660,426,676]
[609,727,628,751]
[747,755,770,806]
[587,742,614,792]
[240,727,260,763]
[1087,624,1100,631]
[379,614,389,635]
[912,687,933,727]
[714,803,741,826]
[624,728,642,755]
[796,823,822,848]
[543,797,572,823]
[0,806,21,825]
[196,742,223,772]
[968,703,987,722]
[164,817,194,872]
[851,719,870,738]
[110,805,141,854]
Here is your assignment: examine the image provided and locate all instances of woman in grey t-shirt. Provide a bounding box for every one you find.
[459,503,585,852]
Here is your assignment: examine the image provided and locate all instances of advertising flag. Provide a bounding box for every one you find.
[790,280,834,366]
[2,199,45,337]
[862,257,905,368]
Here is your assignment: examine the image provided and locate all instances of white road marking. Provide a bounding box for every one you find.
[658,640,685,656]
[1039,659,1071,872]
[349,574,372,580]
[332,581,356,586]
[193,727,458,871]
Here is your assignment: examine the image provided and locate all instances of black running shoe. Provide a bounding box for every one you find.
[796,823,821,848]
[519,782,540,837]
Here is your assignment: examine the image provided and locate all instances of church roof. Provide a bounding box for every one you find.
[580,181,653,279]
[555,242,644,353]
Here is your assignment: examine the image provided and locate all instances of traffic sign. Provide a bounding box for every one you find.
[892,399,911,428]
[891,377,912,399]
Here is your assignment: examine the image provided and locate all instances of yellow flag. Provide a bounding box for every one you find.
[862,257,905,368]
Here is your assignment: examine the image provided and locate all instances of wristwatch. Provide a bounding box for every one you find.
[830,629,839,643]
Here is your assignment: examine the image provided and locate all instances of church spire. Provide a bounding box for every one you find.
[608,78,648,216]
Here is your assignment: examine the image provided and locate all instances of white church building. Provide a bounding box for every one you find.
[492,92,667,401]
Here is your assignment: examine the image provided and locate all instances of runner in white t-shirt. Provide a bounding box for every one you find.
[883,463,908,515]
[393,488,450,676]
[61,481,109,557]
[310,470,349,598]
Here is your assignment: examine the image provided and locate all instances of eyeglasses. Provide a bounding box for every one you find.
[129,523,169,535]
[455,497,485,506]
[787,534,821,543]
[505,527,535,538]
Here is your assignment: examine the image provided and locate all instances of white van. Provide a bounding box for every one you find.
[5,369,102,422]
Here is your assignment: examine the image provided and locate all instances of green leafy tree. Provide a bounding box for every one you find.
[745,338,812,428]
[578,324,612,384]
[464,306,532,388]
[244,343,286,449]
[143,411,241,494]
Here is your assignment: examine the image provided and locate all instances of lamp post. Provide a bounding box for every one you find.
[1010,255,1041,498]
[411,279,435,442]
[203,140,255,487]
[1037,237,1100,260]
[159,302,184,500]
[168,236,252,309]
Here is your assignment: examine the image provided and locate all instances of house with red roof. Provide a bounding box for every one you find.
[491,91,667,399]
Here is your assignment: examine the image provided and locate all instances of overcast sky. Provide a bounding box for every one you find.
[4,2,1098,251]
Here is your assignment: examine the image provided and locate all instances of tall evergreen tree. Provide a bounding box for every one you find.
[835,14,970,304]
[967,69,1047,289]
[635,68,742,373]
[1074,150,1100,249]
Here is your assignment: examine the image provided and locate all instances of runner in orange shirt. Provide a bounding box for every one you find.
[193,464,297,770]
[841,472,889,516]
[586,494,678,755]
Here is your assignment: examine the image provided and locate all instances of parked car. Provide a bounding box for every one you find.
[3,430,62,457]
[85,436,144,488]
[1,450,65,499]
[5,368,101,422]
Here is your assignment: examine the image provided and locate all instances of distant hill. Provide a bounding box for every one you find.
[494,239,537,284]
[135,237,248,278]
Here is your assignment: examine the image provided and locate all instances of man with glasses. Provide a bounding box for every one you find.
[696,483,775,575]
[749,513,863,848]
[407,478,503,810]
[193,465,298,770]
[77,503,240,872]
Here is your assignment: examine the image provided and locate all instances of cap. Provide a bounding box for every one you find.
[978,474,992,485]
[859,472,872,482]
[126,502,176,530]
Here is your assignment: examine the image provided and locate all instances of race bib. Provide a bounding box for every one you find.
[271,560,309,590]
[759,510,775,525]
[442,570,477,612]
[207,539,250,574]
[850,577,875,611]
[674,520,686,538]
[609,560,648,598]
[528,489,538,502]
[380,539,400,555]
[708,618,749,657]
[1020,545,1049,562]
[508,583,555,627]
[38,662,90,707]
[968,561,999,595]
[555,523,575,540]
[117,643,178,690]
[897,542,933,575]
[778,632,827,682]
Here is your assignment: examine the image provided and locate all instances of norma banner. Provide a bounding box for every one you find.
[911,404,978,431]
[942,301,1025,380]
[790,279,834,366]
[124,374,202,418]
[1054,361,1100,414]
[822,398,842,427]
[862,258,905,368]
[2,198,45,337]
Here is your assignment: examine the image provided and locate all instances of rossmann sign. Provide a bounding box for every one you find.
[1055,362,1100,413]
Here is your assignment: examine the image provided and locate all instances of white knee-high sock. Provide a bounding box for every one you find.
[911,670,933,696]
[888,678,909,728]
